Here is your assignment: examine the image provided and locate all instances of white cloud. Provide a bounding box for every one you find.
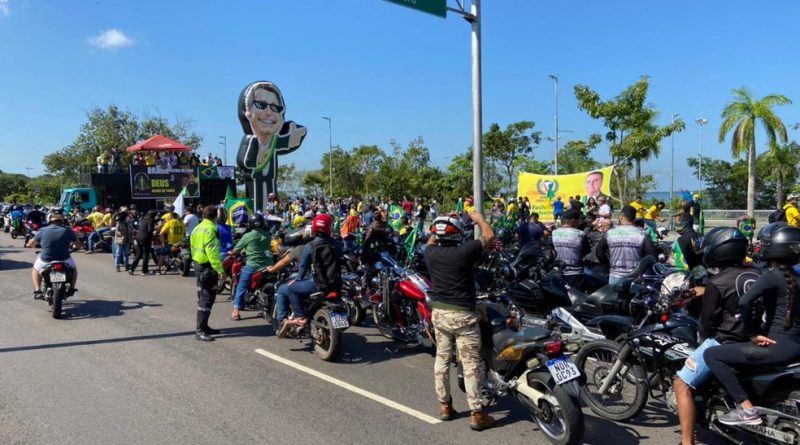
[0,0,11,17]
[87,29,135,50]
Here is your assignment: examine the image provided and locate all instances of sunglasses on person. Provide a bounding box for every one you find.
[253,100,284,113]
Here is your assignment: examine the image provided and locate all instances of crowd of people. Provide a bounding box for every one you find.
[97,149,224,173]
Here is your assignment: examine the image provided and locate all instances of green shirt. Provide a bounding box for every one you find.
[190,219,223,274]
[232,228,272,269]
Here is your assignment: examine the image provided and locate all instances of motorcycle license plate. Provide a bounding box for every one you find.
[330,312,349,330]
[50,272,67,283]
[546,356,580,385]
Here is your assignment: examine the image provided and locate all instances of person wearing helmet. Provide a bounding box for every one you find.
[228,213,272,321]
[85,206,108,253]
[673,227,758,445]
[26,212,79,300]
[425,211,496,431]
[274,213,342,337]
[704,225,800,426]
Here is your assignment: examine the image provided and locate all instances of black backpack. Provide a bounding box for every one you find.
[312,240,341,294]
[768,208,787,224]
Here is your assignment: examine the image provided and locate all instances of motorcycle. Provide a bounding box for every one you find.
[40,261,76,319]
[369,251,435,347]
[10,218,23,239]
[270,289,350,362]
[23,221,42,247]
[222,253,282,320]
[341,271,369,326]
[455,297,585,445]
[164,241,192,276]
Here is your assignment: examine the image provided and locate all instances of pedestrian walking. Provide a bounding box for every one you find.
[129,210,157,276]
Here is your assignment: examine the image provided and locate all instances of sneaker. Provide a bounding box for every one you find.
[33,290,44,301]
[718,406,762,426]
[290,317,308,327]
[277,320,293,338]
[116,266,121,272]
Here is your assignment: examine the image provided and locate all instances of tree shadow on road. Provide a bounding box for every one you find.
[63,300,163,320]
[0,258,33,271]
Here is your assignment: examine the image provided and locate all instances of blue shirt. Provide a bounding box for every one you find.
[217,223,234,259]
[34,224,77,262]
[553,201,564,214]
[517,222,543,247]
[363,211,374,227]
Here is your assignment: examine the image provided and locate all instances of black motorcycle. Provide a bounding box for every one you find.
[270,290,350,362]
[456,298,585,445]
[40,261,76,319]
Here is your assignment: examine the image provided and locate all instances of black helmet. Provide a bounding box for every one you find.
[760,225,800,263]
[757,222,789,243]
[701,227,747,268]
[497,228,514,244]
[248,213,265,230]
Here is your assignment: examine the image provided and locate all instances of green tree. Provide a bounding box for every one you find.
[556,134,603,174]
[300,170,326,197]
[718,87,791,214]
[42,105,203,185]
[0,171,30,200]
[759,142,800,209]
[483,121,541,195]
[352,144,384,198]
[575,76,684,202]
[277,163,299,195]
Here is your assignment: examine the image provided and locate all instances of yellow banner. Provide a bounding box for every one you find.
[517,166,614,221]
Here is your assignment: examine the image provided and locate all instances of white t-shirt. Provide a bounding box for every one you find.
[598,204,612,218]
[183,214,199,236]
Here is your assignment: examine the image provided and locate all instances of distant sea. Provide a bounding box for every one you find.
[643,191,673,202]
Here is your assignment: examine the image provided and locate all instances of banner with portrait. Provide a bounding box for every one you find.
[130,166,200,199]
[517,166,614,221]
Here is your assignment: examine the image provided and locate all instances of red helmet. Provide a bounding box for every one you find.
[466,196,474,205]
[312,214,333,236]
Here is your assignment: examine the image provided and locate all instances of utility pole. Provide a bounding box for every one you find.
[695,116,708,189]
[322,116,333,197]
[218,136,227,165]
[549,74,559,175]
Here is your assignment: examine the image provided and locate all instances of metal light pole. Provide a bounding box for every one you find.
[322,116,333,197]
[468,0,484,221]
[695,117,708,189]
[670,113,680,207]
[549,74,559,175]
[218,135,227,165]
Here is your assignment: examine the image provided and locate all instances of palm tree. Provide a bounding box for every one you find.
[718,87,791,214]
[762,142,800,208]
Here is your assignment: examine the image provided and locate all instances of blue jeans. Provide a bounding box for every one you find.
[644,219,657,232]
[608,275,624,286]
[233,265,257,310]
[114,243,130,268]
[343,237,357,254]
[275,279,317,322]
[88,227,110,251]
[676,338,720,389]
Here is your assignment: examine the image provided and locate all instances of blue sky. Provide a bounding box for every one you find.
[1,0,799,191]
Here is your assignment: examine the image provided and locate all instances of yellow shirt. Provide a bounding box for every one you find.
[644,205,660,220]
[630,201,645,219]
[785,204,800,228]
[161,218,186,244]
[292,214,306,228]
[464,203,475,214]
[144,155,156,166]
[356,202,365,214]
[87,211,107,229]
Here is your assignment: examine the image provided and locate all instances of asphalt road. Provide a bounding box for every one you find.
[0,231,729,445]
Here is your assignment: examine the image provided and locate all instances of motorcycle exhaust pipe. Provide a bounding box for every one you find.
[382,273,391,320]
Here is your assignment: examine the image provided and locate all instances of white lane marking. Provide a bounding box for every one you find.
[254,348,441,425]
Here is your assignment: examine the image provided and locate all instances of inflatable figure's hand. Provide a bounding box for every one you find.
[286,122,307,149]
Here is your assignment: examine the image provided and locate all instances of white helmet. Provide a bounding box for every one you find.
[430,215,463,243]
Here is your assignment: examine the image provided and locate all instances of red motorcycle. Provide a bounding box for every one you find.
[71,221,94,251]
[222,253,280,321]
[369,251,435,347]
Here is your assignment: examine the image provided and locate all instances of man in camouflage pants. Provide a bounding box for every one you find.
[425,212,496,431]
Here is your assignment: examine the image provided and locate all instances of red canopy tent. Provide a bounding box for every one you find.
[125,134,191,152]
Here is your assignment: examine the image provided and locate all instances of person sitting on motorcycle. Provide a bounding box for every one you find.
[595,205,658,286]
[672,216,703,272]
[229,214,272,321]
[704,225,800,426]
[86,206,111,253]
[266,226,311,274]
[362,210,393,265]
[425,212,497,431]
[25,205,46,227]
[673,227,758,445]
[275,214,342,338]
[27,213,79,300]
[552,208,591,290]
[10,205,24,233]
[157,212,185,273]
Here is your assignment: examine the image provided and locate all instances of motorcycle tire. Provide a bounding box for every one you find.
[181,259,191,277]
[372,306,395,340]
[344,295,365,327]
[51,283,64,320]
[575,339,648,422]
[312,309,342,362]
[11,230,17,239]
[524,372,585,445]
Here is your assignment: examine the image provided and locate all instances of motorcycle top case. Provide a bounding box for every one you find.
[507,277,571,315]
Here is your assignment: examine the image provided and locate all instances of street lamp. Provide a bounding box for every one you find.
[218,136,227,165]
[548,74,559,175]
[695,117,708,189]
[24,166,34,177]
[322,116,333,197]
[670,113,680,208]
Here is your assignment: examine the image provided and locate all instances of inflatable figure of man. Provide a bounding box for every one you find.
[237,81,307,210]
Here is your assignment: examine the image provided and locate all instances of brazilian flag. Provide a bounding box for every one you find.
[389,205,403,231]
[226,197,253,226]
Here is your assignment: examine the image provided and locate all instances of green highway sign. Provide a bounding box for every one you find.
[384,0,447,18]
